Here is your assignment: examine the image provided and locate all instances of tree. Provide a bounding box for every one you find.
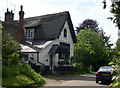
[99,29,114,60]
[102,1,120,87]
[76,19,99,33]
[73,28,112,71]
[103,1,120,28]
[2,32,21,66]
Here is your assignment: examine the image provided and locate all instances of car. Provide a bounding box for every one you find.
[96,66,114,83]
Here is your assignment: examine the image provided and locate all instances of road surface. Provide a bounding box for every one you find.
[40,73,110,88]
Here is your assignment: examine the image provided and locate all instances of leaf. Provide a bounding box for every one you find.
[107,17,114,20]
[108,62,116,65]
[0,24,3,28]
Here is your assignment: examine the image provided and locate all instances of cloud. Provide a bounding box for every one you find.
[0,0,118,44]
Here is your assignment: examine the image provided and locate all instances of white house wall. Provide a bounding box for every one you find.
[23,53,37,64]
[58,21,74,57]
[37,21,74,66]
[37,42,59,66]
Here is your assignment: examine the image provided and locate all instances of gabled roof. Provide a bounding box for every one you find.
[24,11,77,43]
[20,40,53,52]
[3,11,77,43]
[2,21,19,41]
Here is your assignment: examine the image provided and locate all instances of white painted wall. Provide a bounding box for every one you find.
[58,21,74,57]
[37,21,74,66]
[22,53,37,64]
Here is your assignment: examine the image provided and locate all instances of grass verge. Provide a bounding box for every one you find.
[2,64,45,87]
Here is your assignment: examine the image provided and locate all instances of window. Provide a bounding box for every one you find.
[26,29,34,38]
[59,43,70,59]
[24,54,29,61]
[64,29,67,37]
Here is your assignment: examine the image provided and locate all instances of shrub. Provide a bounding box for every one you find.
[73,62,83,71]
[73,62,90,73]
[58,59,69,65]
[19,64,45,84]
[2,64,21,78]
[8,52,20,66]
[2,65,12,78]
[2,64,45,86]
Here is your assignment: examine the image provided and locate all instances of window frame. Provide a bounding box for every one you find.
[59,42,70,59]
[64,29,67,37]
[26,28,34,39]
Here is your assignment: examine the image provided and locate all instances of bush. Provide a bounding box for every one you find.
[8,52,20,66]
[2,64,22,78]
[2,65,12,78]
[19,64,45,84]
[58,59,69,65]
[73,62,90,73]
[2,64,45,86]
[73,63,83,71]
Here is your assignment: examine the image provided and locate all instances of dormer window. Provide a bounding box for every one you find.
[64,29,67,37]
[26,29,34,39]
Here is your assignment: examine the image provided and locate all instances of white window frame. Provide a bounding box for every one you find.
[26,29,34,38]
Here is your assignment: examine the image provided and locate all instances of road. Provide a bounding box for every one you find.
[40,73,110,88]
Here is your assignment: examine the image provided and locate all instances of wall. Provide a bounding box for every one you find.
[58,21,74,57]
[38,21,74,66]
[22,52,38,64]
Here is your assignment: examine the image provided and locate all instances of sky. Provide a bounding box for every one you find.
[0,0,118,46]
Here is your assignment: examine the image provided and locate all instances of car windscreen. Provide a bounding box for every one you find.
[98,67,113,72]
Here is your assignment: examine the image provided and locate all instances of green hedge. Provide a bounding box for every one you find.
[2,64,45,87]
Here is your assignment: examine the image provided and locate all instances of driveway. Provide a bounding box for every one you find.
[40,73,110,88]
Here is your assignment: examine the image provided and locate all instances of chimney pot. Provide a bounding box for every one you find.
[7,8,9,12]
[20,5,23,11]
[5,8,14,22]
[17,5,24,42]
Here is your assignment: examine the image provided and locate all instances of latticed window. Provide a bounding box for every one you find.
[26,29,34,38]
[59,42,70,59]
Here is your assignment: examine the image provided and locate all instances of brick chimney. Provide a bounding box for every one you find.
[5,8,14,22]
[17,5,25,42]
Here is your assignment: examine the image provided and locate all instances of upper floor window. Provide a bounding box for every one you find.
[64,29,67,37]
[26,29,34,39]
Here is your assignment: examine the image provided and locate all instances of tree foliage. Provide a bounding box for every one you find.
[76,19,99,33]
[110,1,120,28]
[73,28,113,71]
[2,32,21,66]
[102,1,120,86]
[108,40,120,87]
[104,1,120,28]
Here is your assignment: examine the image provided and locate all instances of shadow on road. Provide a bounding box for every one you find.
[45,73,96,82]
[40,74,110,88]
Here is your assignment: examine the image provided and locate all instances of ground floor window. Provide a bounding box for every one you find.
[59,42,70,59]
[24,54,29,61]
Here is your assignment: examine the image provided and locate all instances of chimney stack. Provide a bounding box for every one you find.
[5,8,14,22]
[17,5,25,42]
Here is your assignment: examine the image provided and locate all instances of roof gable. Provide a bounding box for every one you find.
[2,21,19,41]
[24,11,77,43]
[3,11,77,43]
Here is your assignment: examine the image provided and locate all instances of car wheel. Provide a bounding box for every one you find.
[96,80,99,83]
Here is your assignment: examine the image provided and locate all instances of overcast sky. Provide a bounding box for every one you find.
[0,0,118,45]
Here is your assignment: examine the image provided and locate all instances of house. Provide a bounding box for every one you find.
[3,6,77,73]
